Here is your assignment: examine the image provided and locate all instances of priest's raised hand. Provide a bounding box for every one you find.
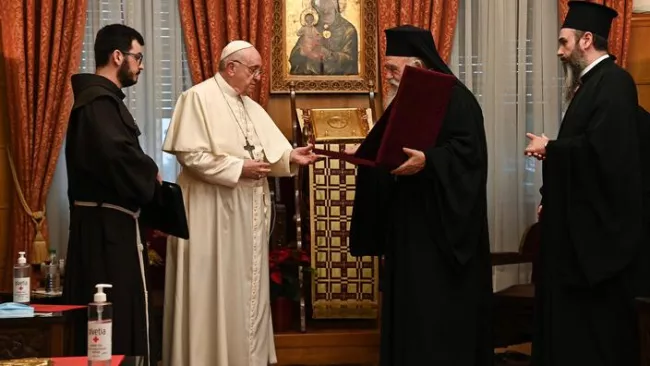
[290,144,319,165]
[524,132,549,160]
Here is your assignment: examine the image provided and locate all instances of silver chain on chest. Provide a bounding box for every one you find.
[215,76,261,160]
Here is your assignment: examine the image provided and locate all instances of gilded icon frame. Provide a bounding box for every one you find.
[270,0,378,93]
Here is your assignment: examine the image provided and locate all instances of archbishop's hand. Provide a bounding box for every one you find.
[290,144,320,165]
[241,159,271,180]
[391,148,426,176]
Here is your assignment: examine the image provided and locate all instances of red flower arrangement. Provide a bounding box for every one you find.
[145,229,168,291]
[145,229,168,267]
[269,246,311,301]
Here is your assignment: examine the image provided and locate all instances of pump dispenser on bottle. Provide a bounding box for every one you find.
[88,284,113,365]
[13,251,30,304]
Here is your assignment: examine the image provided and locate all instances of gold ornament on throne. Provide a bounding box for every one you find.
[295,107,380,319]
[297,108,371,142]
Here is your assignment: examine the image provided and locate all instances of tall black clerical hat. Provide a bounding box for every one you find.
[562,1,618,39]
[384,25,453,75]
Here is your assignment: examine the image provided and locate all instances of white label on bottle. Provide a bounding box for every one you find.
[88,321,112,361]
[13,277,30,303]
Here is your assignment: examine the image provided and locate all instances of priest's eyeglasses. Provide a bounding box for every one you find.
[232,60,263,76]
[122,51,144,65]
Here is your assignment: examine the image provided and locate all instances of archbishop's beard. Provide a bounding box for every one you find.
[562,48,587,104]
[385,78,399,105]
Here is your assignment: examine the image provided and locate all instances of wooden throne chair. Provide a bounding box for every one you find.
[286,81,382,331]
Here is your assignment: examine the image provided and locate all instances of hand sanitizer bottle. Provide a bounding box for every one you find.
[13,251,30,304]
[88,284,113,365]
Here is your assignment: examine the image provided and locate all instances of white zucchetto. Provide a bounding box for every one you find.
[220,40,254,60]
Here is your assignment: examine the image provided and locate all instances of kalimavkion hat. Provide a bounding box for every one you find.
[561,1,618,39]
[384,25,453,75]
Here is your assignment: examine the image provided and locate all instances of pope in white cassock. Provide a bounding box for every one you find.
[161,40,319,366]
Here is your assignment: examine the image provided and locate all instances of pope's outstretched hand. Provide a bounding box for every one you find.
[290,144,320,165]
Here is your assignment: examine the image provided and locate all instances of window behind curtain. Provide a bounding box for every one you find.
[451,0,562,291]
[48,0,193,259]
[78,0,192,181]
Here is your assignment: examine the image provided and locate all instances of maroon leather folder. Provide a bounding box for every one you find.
[314,66,457,170]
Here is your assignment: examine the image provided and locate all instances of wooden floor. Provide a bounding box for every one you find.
[155,330,531,366]
[274,328,531,366]
[275,329,380,366]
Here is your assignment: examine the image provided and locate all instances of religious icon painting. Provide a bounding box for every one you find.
[270,0,378,93]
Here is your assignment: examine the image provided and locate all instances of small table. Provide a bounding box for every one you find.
[0,291,63,305]
[0,355,147,366]
[0,356,147,365]
[0,305,85,360]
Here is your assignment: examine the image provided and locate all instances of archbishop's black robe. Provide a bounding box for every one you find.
[350,84,493,366]
[62,74,160,364]
[533,57,650,366]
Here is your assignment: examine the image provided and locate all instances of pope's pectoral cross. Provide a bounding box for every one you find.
[244,139,255,159]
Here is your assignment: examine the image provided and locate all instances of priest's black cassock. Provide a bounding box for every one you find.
[349,25,493,366]
[532,3,650,366]
[63,73,161,364]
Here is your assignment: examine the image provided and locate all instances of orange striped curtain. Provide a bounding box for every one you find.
[0,0,87,287]
[178,0,273,107]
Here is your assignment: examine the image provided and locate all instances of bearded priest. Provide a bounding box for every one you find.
[525,2,650,366]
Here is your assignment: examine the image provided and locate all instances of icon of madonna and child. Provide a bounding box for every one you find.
[288,0,359,76]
